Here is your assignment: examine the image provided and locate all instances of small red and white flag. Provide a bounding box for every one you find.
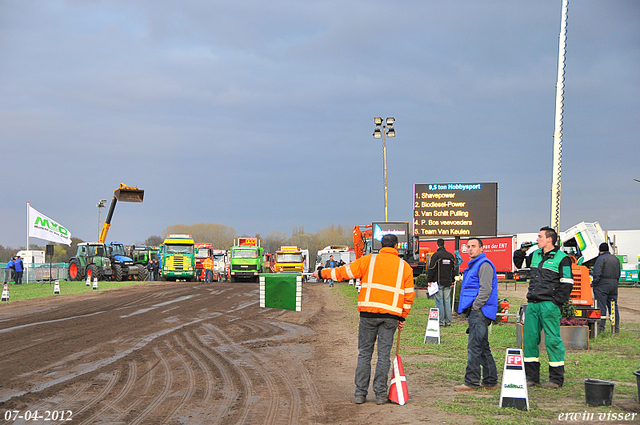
[388,330,409,405]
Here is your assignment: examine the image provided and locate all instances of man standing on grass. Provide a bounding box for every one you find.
[312,234,414,405]
[427,238,457,327]
[592,242,621,333]
[455,237,499,392]
[523,226,573,389]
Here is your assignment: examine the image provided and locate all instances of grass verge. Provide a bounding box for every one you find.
[336,282,640,424]
[1,280,149,302]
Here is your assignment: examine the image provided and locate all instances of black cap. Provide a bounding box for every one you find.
[599,242,609,252]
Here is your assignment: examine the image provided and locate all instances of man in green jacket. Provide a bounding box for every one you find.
[523,227,573,389]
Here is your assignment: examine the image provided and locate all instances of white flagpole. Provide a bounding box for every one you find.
[26,201,30,284]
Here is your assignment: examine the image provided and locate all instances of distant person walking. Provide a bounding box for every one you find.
[325,255,338,287]
[592,242,621,333]
[152,260,160,281]
[427,238,457,327]
[13,255,24,285]
[455,238,499,392]
[203,257,214,283]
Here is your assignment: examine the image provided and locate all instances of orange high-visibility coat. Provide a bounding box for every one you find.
[320,247,414,318]
[203,257,214,270]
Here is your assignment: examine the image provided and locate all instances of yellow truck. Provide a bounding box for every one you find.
[274,246,304,274]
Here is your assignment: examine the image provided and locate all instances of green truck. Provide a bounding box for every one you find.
[160,234,196,281]
[229,237,263,283]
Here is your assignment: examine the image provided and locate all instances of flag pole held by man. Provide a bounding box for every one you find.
[312,234,414,405]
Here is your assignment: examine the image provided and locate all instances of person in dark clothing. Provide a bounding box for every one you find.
[523,227,574,389]
[147,261,154,281]
[592,242,621,333]
[13,255,24,285]
[152,260,159,281]
[427,238,457,327]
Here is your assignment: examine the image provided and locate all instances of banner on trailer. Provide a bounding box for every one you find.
[260,274,302,311]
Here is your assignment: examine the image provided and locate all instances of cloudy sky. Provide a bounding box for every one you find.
[1,0,638,248]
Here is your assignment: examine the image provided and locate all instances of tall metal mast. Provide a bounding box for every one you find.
[551,0,569,232]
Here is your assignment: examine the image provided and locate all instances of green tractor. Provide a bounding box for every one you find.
[68,242,113,281]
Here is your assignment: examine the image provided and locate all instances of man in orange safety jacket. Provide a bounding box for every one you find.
[312,234,414,405]
[203,257,214,283]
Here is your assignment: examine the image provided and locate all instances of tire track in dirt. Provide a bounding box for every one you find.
[203,323,290,425]
[76,362,137,425]
[129,347,173,425]
[71,370,121,419]
[159,340,197,425]
[173,333,216,424]
[191,326,254,424]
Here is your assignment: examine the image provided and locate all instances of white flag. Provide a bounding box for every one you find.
[28,205,72,246]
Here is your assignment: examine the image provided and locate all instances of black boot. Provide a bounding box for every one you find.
[548,365,564,387]
[525,361,540,386]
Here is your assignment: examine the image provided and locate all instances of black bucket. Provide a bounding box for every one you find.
[634,370,640,403]
[584,379,615,406]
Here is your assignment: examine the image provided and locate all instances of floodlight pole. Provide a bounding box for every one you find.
[373,117,395,223]
[551,0,569,232]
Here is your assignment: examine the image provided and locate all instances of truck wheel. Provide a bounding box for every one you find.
[112,264,124,281]
[87,264,102,282]
[69,259,84,281]
[136,266,149,281]
[229,275,236,283]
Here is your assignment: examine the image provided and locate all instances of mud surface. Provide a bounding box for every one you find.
[0,282,637,424]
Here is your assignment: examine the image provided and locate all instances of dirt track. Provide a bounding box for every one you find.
[0,282,637,425]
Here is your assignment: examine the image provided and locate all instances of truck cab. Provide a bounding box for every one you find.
[161,234,196,281]
[229,238,263,283]
[274,246,304,273]
[195,243,214,281]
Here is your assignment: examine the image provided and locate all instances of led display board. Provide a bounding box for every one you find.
[413,182,497,237]
[371,222,410,251]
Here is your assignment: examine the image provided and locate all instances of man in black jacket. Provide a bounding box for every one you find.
[427,239,457,327]
[592,242,621,333]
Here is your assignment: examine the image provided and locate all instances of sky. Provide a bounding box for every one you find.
[1,0,639,249]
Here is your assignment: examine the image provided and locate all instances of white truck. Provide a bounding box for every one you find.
[315,245,356,271]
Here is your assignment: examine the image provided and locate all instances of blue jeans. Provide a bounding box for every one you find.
[354,316,398,397]
[434,286,452,325]
[464,310,498,387]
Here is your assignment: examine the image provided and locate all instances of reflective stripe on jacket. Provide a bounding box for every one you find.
[203,258,214,270]
[320,247,414,318]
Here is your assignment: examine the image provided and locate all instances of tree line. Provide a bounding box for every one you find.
[0,223,354,263]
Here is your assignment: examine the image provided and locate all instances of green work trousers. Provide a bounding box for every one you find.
[523,301,565,384]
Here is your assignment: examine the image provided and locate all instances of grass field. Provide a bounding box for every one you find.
[336,283,640,425]
[1,280,148,302]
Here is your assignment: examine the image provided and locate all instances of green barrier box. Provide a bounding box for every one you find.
[259,273,302,311]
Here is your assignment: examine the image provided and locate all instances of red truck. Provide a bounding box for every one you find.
[418,236,517,278]
[195,243,214,282]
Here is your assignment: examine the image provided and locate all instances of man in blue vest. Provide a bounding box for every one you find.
[523,226,573,389]
[13,255,24,285]
[455,237,499,392]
